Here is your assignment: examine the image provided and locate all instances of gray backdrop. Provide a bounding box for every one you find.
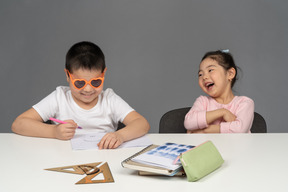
[1,0,287,133]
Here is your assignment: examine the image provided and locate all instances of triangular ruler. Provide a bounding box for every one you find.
[45,162,102,175]
[76,162,114,184]
[45,162,114,184]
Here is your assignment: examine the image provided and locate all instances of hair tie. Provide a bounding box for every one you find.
[221,49,229,53]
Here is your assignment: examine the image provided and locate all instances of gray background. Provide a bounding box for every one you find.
[1,0,287,133]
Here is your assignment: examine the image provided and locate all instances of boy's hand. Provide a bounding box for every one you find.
[54,120,77,140]
[97,132,124,149]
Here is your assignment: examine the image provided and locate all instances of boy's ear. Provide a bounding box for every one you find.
[103,68,107,77]
[228,67,236,81]
[64,69,70,82]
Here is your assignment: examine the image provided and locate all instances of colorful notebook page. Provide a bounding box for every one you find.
[132,143,194,170]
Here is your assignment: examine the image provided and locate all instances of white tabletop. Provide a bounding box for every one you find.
[1,133,288,192]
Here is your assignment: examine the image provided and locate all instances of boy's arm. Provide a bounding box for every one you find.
[118,111,150,140]
[11,108,77,140]
[98,111,150,149]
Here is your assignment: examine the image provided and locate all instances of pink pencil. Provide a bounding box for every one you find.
[49,117,82,129]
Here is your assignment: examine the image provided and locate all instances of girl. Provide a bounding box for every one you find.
[184,50,254,133]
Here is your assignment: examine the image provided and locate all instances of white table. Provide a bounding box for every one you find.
[1,133,288,192]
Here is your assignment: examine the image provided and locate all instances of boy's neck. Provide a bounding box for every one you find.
[71,95,99,110]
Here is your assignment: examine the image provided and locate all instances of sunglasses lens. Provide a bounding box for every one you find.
[91,79,102,88]
[74,80,86,89]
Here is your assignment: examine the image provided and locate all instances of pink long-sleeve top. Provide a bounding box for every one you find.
[184,95,254,133]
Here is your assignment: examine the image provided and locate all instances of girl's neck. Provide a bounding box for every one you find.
[213,91,235,104]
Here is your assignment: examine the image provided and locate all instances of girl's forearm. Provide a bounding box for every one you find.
[206,109,225,124]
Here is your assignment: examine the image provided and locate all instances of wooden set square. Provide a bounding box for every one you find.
[45,162,114,184]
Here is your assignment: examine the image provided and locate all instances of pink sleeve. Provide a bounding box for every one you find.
[184,97,208,131]
[220,98,254,133]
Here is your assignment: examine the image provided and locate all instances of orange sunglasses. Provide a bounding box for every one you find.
[66,70,105,90]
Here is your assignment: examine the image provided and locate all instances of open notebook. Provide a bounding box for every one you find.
[122,143,194,176]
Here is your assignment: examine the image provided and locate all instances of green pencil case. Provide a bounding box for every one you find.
[180,140,224,182]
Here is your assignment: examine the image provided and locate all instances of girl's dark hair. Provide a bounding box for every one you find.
[201,50,239,87]
[65,41,106,73]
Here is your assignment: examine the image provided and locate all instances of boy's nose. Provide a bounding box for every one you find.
[83,83,94,92]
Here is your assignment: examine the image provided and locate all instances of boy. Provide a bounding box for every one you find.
[11,41,150,149]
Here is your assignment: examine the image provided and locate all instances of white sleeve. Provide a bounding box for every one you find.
[32,90,58,122]
[107,89,134,123]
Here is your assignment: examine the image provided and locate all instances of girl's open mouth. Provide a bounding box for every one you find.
[205,82,214,90]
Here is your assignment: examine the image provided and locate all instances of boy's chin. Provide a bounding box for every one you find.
[75,94,99,105]
[80,95,98,103]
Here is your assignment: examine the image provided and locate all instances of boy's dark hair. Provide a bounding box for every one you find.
[201,50,239,87]
[65,41,106,73]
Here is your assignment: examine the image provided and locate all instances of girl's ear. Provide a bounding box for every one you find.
[228,67,236,81]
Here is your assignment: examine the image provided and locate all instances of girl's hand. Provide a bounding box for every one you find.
[54,120,77,140]
[187,130,193,134]
[222,109,236,122]
[188,125,220,134]
[203,125,220,133]
[187,129,205,134]
[97,132,124,149]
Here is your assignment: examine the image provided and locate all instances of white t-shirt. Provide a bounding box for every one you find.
[33,86,134,133]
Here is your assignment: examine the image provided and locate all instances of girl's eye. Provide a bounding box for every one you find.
[209,69,214,72]
[198,73,203,77]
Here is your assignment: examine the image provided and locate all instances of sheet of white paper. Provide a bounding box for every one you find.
[70,133,153,150]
